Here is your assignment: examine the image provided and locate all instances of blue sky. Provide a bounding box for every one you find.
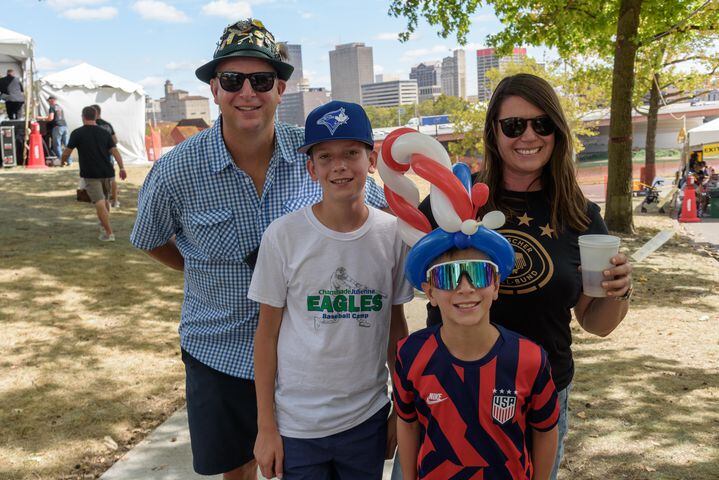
[3,0,550,116]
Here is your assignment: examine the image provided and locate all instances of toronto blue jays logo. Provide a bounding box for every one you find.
[317,107,350,135]
[492,388,517,424]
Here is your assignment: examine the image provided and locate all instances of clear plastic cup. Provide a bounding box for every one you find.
[578,234,620,297]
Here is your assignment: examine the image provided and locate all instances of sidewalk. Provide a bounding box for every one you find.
[100,407,397,479]
[681,217,719,251]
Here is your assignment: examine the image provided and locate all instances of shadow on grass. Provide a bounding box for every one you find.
[0,168,185,479]
[611,224,719,314]
[0,169,181,322]
[566,344,719,479]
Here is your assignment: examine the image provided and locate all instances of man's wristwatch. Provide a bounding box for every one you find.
[616,285,633,301]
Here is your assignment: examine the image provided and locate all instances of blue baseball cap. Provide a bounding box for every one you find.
[298,100,374,154]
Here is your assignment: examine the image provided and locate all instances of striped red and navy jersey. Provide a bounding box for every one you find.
[393,324,559,479]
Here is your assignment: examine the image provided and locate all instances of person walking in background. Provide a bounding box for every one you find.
[41,96,69,163]
[0,69,25,119]
[91,104,121,208]
[130,19,387,480]
[61,106,126,242]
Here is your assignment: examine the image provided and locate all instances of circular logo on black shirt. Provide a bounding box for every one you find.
[499,229,554,295]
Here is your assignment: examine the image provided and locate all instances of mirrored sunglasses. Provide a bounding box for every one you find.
[426,260,499,291]
[216,71,277,93]
[498,115,556,138]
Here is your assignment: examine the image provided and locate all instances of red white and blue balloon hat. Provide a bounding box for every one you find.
[378,128,515,290]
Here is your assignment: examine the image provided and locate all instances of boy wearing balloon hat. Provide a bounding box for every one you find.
[385,159,559,478]
[249,101,413,479]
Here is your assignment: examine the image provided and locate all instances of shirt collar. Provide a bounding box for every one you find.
[210,117,304,174]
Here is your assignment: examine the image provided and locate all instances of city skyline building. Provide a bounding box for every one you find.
[145,94,161,124]
[441,49,466,99]
[476,47,526,101]
[410,61,442,102]
[159,79,211,124]
[361,79,418,108]
[277,87,332,126]
[329,42,374,103]
[282,43,303,93]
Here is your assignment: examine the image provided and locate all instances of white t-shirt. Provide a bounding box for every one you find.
[248,205,414,438]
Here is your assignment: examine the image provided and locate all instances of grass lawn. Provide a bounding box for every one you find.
[1,165,717,479]
[0,166,185,480]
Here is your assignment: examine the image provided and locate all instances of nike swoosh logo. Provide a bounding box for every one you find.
[426,395,449,405]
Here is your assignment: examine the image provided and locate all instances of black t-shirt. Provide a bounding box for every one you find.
[0,75,11,94]
[419,181,607,391]
[96,118,115,136]
[49,103,67,128]
[67,125,116,178]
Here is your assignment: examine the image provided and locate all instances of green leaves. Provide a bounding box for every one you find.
[388,0,483,44]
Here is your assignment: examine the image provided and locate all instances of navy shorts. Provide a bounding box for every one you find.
[282,402,390,480]
[182,349,257,475]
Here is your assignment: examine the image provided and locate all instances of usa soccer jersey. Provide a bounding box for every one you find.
[393,324,559,479]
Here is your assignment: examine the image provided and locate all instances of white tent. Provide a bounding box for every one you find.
[0,26,33,73]
[687,117,719,148]
[0,26,35,138]
[39,63,147,164]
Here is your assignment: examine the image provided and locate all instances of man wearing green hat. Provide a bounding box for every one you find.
[131,19,386,479]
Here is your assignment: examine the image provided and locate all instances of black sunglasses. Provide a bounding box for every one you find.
[498,115,557,138]
[216,71,277,93]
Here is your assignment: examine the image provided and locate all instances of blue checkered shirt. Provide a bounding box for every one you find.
[130,119,388,379]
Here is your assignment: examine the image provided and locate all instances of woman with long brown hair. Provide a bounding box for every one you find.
[419,73,633,478]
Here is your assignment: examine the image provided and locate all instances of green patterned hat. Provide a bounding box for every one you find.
[196,18,294,83]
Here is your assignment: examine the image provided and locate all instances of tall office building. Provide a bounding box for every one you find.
[410,61,442,102]
[281,43,304,93]
[441,49,466,99]
[476,47,526,101]
[277,88,332,126]
[329,43,374,104]
[361,79,418,108]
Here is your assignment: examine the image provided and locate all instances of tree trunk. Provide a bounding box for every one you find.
[644,73,660,185]
[605,0,643,233]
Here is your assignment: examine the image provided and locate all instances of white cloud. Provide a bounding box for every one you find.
[471,13,496,24]
[165,60,198,70]
[458,42,488,52]
[374,32,419,41]
[375,32,399,41]
[61,6,118,20]
[36,57,84,71]
[400,45,452,62]
[300,11,314,19]
[201,0,253,21]
[138,76,166,88]
[47,0,105,8]
[133,0,190,22]
[303,69,330,89]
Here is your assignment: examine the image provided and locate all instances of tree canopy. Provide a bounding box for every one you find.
[388,0,719,232]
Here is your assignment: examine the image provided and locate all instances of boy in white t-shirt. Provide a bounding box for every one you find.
[249,101,413,480]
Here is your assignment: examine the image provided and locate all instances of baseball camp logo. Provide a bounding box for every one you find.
[491,388,517,424]
[498,229,554,295]
[306,267,386,329]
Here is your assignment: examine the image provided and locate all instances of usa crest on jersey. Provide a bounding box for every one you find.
[492,389,517,424]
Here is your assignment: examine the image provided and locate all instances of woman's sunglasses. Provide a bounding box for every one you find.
[426,260,499,291]
[216,71,277,93]
[498,115,556,138]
